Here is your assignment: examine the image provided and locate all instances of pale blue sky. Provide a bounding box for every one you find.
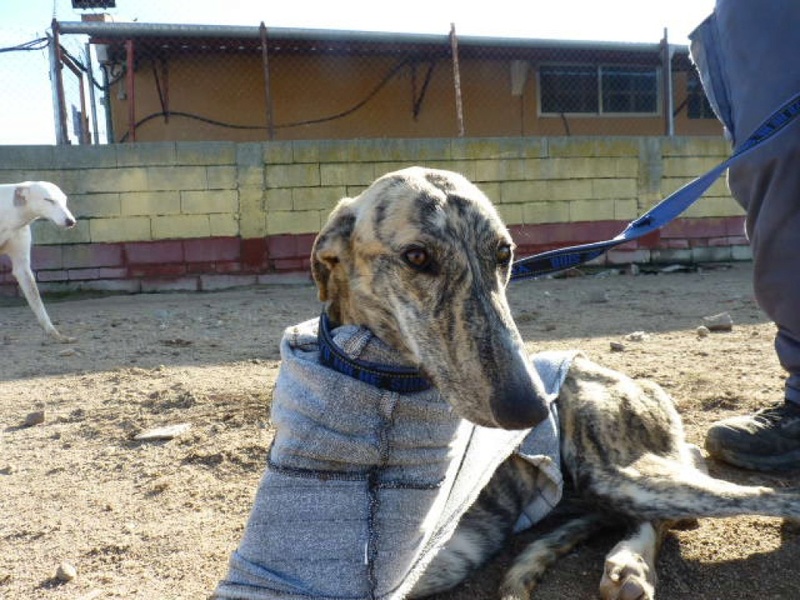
[3,0,716,42]
[1,0,715,144]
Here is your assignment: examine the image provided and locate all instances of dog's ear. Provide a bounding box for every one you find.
[311,198,356,303]
[13,186,28,207]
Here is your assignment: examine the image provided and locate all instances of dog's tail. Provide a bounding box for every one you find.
[499,514,607,600]
[584,453,800,521]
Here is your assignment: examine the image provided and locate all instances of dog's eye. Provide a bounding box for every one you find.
[496,243,512,266]
[403,246,431,270]
[44,198,56,205]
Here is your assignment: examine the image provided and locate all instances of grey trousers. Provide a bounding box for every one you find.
[690,0,800,403]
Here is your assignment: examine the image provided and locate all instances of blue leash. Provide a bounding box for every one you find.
[510,90,800,281]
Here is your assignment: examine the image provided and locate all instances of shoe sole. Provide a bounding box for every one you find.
[707,445,800,473]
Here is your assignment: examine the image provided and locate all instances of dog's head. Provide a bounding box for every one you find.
[311,166,548,429]
[16,181,76,229]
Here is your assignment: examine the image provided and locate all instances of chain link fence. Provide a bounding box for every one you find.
[1,12,720,146]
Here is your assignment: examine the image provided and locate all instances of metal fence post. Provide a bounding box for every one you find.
[126,38,136,142]
[661,27,675,137]
[86,42,100,144]
[259,21,275,140]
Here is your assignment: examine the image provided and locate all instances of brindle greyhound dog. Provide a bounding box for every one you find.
[308,166,800,600]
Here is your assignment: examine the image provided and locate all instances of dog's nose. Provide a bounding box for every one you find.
[491,367,549,429]
[492,394,549,430]
[65,217,76,228]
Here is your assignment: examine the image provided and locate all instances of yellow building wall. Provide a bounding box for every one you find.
[108,51,723,143]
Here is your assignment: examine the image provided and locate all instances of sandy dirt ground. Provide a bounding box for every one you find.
[2,260,799,600]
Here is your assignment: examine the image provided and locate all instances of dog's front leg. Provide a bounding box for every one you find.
[15,265,72,342]
[599,520,664,600]
[8,236,73,343]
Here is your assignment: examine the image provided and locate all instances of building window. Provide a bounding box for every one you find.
[687,71,717,119]
[540,65,598,114]
[601,66,658,113]
[539,65,659,115]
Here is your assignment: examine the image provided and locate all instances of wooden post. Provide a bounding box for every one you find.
[61,52,90,143]
[449,23,465,137]
[50,19,70,144]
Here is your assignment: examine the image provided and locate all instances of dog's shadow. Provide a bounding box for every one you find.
[655,522,800,599]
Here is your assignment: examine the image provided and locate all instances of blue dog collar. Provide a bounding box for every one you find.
[317,312,432,394]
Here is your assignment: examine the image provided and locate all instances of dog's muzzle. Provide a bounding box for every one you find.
[490,350,551,429]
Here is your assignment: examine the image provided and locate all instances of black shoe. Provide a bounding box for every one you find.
[705,402,800,472]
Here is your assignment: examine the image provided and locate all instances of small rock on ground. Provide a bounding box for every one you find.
[133,423,191,441]
[56,562,77,582]
[624,331,650,342]
[703,312,734,332]
[24,411,45,427]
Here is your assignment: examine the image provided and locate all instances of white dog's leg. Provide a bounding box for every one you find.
[599,521,660,600]
[6,231,73,343]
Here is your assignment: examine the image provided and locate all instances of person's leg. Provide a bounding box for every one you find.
[690,0,800,471]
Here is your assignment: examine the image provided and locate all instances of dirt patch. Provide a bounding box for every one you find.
[2,261,798,599]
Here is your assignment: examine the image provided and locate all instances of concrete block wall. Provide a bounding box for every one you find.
[0,136,745,295]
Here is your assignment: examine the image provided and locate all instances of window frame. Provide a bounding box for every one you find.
[537,63,662,118]
[686,70,718,120]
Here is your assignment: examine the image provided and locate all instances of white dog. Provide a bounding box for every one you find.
[0,181,76,342]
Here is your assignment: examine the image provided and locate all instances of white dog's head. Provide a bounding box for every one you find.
[15,181,76,229]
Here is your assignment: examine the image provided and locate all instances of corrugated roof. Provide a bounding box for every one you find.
[57,20,688,55]
[56,20,694,69]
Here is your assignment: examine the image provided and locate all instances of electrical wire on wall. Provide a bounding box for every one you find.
[117,55,440,143]
[59,43,125,90]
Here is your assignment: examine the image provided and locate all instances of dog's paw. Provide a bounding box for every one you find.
[599,546,656,600]
[49,331,77,344]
